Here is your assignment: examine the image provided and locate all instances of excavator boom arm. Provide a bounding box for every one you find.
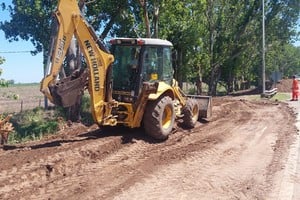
[40,0,114,124]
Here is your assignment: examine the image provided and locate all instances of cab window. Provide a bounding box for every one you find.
[142,46,173,84]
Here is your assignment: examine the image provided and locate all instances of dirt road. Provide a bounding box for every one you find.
[0,97,297,200]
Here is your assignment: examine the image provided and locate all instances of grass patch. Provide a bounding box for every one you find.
[270,93,290,101]
[245,92,290,101]
[80,94,94,125]
[5,93,94,144]
[8,107,59,144]
[12,83,40,87]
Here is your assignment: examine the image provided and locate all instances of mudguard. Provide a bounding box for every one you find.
[148,82,175,100]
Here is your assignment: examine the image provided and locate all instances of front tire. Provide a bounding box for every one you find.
[143,96,175,140]
[182,99,199,128]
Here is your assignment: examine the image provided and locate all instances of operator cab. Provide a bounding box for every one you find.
[110,38,174,103]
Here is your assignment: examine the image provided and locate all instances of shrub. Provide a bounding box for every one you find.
[6,94,94,144]
[9,107,59,143]
[80,94,93,125]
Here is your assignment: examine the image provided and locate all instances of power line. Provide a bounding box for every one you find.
[0,50,33,54]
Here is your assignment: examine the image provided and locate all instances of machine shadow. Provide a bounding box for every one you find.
[1,126,163,151]
[2,118,211,151]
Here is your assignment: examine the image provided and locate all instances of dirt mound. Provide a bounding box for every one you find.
[275,78,292,93]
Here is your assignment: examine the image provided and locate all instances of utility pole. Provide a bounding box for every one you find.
[262,0,266,96]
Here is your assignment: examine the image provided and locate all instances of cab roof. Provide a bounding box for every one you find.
[111,38,173,47]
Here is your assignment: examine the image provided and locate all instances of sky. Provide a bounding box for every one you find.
[0,31,43,83]
[0,0,43,83]
[0,1,299,83]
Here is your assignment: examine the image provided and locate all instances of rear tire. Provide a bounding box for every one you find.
[182,99,199,128]
[143,96,175,140]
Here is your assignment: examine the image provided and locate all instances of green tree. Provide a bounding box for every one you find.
[0,56,4,78]
[158,0,207,89]
[0,56,8,87]
[267,43,300,77]
[0,1,56,55]
[1,0,299,97]
[0,56,4,65]
[193,0,299,95]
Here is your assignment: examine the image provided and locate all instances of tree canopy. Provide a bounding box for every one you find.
[0,56,4,66]
[1,0,299,95]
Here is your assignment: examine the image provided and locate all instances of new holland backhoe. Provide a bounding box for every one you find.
[40,0,212,140]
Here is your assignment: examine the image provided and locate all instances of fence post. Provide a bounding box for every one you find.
[20,100,23,112]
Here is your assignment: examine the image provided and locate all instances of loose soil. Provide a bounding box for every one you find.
[0,80,298,199]
[276,78,293,93]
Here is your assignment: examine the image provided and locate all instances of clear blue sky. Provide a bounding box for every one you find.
[0,0,43,83]
[0,1,299,83]
[0,31,43,83]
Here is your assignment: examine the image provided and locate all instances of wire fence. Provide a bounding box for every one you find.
[0,99,49,113]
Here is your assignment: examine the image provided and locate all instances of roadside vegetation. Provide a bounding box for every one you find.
[246,92,290,101]
[0,59,57,144]
[0,56,7,87]
[6,95,94,144]
[8,107,59,143]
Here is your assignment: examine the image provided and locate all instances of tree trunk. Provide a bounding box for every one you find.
[227,69,234,94]
[64,4,84,122]
[209,64,221,96]
[196,76,202,95]
[177,49,184,88]
[196,67,203,94]
[43,51,48,109]
[67,37,77,71]
[153,3,159,38]
[139,0,151,38]
[100,17,116,40]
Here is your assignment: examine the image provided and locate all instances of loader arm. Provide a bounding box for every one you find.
[40,0,115,125]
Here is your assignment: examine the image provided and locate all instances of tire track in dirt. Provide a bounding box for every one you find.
[112,100,296,200]
[79,99,260,198]
[29,127,218,200]
[0,133,126,200]
[0,113,218,199]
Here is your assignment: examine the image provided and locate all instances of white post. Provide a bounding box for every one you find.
[262,0,266,95]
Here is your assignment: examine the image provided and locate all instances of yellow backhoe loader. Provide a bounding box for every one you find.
[40,0,212,140]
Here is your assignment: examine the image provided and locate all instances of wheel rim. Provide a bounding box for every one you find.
[162,105,173,129]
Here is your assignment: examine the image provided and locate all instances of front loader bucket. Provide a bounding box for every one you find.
[187,95,212,119]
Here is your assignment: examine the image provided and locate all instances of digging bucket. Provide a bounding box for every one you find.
[186,95,212,119]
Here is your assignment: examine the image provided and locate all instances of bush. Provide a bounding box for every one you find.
[6,94,94,144]
[80,94,93,125]
[9,107,59,143]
